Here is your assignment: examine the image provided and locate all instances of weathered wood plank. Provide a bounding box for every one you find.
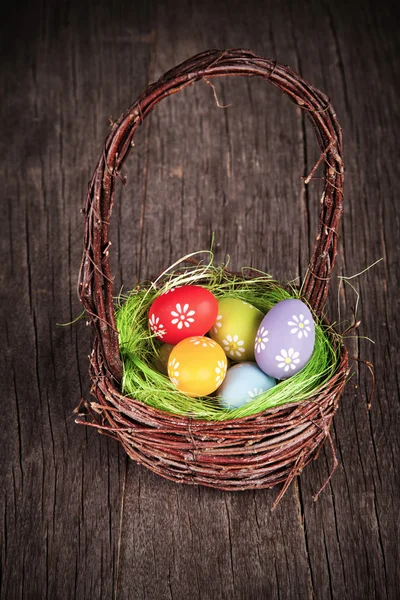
[291,2,399,598]
[1,1,153,599]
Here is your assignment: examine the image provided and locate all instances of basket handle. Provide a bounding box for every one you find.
[79,48,344,382]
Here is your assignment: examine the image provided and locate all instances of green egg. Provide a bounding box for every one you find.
[209,298,264,362]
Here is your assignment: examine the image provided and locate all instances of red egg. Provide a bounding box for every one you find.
[148,285,218,344]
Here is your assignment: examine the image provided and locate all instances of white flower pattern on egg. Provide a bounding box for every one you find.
[247,388,264,399]
[169,358,180,386]
[222,334,245,358]
[241,301,255,309]
[276,348,300,372]
[189,337,217,348]
[170,303,196,329]
[162,287,177,295]
[288,314,311,339]
[255,326,269,354]
[149,314,167,338]
[215,360,227,387]
[212,314,223,334]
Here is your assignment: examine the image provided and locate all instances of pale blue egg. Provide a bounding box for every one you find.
[218,362,276,409]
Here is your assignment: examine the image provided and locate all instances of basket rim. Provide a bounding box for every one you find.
[85,334,349,428]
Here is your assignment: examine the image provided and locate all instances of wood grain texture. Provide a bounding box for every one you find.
[1,0,398,599]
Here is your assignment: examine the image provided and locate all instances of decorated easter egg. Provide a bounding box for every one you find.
[209,298,264,361]
[254,298,315,379]
[168,336,227,397]
[149,285,218,344]
[218,362,276,409]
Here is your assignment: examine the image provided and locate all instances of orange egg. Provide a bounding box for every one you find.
[167,336,227,397]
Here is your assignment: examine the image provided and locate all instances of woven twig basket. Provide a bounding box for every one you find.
[77,49,349,504]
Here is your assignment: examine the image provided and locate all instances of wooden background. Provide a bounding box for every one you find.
[1,0,399,598]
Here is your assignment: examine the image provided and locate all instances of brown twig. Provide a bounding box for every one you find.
[349,357,375,410]
[203,78,232,108]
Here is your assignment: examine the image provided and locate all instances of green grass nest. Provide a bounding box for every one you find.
[115,258,341,421]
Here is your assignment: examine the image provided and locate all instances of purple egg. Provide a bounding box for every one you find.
[254,299,315,379]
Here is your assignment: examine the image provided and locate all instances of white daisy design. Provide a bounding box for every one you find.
[149,314,167,338]
[212,314,223,334]
[190,337,217,348]
[162,287,177,295]
[247,388,264,399]
[288,314,311,339]
[255,326,269,354]
[168,358,180,386]
[276,348,301,372]
[170,303,196,329]
[222,334,246,358]
[241,301,255,309]
[215,360,227,387]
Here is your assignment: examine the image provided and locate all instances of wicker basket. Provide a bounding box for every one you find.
[77,49,349,505]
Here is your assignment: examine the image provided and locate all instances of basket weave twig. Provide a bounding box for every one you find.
[77,49,349,504]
